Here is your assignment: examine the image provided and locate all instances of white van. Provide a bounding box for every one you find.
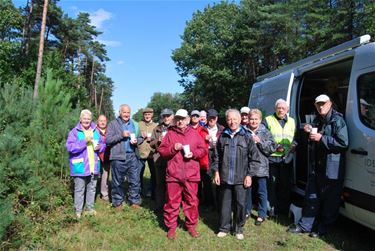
[248,34,375,230]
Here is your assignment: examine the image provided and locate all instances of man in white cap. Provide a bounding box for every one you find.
[158,109,207,239]
[288,94,348,238]
[360,98,373,126]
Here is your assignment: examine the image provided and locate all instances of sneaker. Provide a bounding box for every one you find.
[187,228,199,238]
[236,233,244,240]
[217,232,227,238]
[86,209,97,216]
[101,196,109,201]
[113,204,123,212]
[75,212,81,219]
[167,228,176,240]
[255,217,264,226]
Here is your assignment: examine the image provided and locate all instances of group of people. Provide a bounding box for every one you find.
[66,93,348,240]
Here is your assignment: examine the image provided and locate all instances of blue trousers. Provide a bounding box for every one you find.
[111,153,141,206]
[245,177,268,219]
[298,173,343,234]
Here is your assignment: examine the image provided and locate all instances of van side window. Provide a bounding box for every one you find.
[358,72,375,130]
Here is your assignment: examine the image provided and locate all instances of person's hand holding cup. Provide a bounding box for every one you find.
[304,124,312,133]
[123,130,130,138]
[146,132,152,141]
[130,133,137,144]
[183,144,193,158]
[92,139,99,150]
[309,128,322,142]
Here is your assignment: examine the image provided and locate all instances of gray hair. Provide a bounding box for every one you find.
[119,104,131,112]
[80,109,92,119]
[275,98,288,108]
[225,108,241,120]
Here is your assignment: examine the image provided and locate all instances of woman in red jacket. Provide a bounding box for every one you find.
[158,109,208,240]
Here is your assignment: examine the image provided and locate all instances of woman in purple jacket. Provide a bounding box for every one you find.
[66,109,106,218]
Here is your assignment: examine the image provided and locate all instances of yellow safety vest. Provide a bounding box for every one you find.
[265,115,295,157]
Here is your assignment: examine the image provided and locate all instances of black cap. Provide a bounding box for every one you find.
[160,108,174,116]
[207,109,218,118]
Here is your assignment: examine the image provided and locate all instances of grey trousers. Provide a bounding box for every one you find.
[74,175,98,213]
[100,163,110,199]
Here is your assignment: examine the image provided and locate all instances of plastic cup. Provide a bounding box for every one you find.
[130,133,136,141]
[92,140,98,148]
[311,128,318,134]
[183,145,190,155]
[162,131,167,137]
[147,132,152,138]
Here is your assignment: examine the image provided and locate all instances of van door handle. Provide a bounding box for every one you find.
[350,149,368,156]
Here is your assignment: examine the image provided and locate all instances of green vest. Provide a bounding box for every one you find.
[265,115,295,157]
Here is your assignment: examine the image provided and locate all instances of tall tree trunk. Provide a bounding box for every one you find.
[94,86,98,111]
[90,60,95,104]
[22,0,33,55]
[98,87,104,115]
[34,0,49,99]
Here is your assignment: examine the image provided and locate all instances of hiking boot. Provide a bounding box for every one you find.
[75,212,81,219]
[86,209,97,216]
[131,204,141,210]
[113,204,123,212]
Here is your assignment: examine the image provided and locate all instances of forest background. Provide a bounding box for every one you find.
[1,0,374,248]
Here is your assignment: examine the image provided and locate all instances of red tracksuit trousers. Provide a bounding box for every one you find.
[164,181,199,230]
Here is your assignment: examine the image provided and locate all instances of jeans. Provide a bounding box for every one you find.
[111,153,141,206]
[245,177,268,219]
[74,175,98,213]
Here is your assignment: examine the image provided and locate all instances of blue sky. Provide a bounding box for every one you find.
[15,0,231,115]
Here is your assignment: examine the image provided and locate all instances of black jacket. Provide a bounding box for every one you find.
[212,126,260,185]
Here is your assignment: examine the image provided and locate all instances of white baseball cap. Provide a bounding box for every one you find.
[240,106,250,114]
[360,98,370,106]
[175,109,188,117]
[315,94,330,103]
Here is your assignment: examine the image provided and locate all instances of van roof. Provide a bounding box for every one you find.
[256,35,371,82]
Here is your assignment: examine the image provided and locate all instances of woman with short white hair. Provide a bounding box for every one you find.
[66,109,106,218]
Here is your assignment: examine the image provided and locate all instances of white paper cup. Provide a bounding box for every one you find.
[183,145,190,155]
[211,135,217,142]
[147,132,152,138]
[92,140,98,148]
[311,128,318,134]
[162,131,167,137]
[130,133,136,141]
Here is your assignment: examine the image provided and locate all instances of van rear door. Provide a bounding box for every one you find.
[249,70,295,115]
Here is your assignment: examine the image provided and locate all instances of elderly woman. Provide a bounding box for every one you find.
[245,108,276,226]
[66,109,106,218]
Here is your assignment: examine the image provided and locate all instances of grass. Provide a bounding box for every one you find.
[38,174,374,251]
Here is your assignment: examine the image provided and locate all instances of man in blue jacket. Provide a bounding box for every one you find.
[106,104,143,209]
[288,94,348,237]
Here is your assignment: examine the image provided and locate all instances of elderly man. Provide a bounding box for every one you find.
[159,109,207,239]
[106,104,143,209]
[288,94,348,237]
[150,108,174,211]
[199,110,207,126]
[138,107,158,199]
[263,99,297,217]
[240,106,251,126]
[212,109,259,240]
[97,114,111,201]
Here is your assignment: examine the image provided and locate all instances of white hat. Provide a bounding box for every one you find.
[315,94,330,103]
[360,98,370,106]
[240,106,250,114]
[175,109,188,117]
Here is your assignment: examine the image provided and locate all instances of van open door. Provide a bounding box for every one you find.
[248,70,295,115]
[343,46,375,230]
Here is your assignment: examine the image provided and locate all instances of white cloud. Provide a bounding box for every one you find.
[117,60,125,65]
[89,9,112,29]
[97,39,122,47]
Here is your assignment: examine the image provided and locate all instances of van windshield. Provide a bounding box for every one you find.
[358,72,375,130]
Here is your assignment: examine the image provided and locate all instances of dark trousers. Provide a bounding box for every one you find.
[198,169,214,208]
[245,177,268,218]
[268,161,292,214]
[111,153,141,207]
[154,157,167,210]
[140,157,156,198]
[219,183,247,234]
[298,174,343,234]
